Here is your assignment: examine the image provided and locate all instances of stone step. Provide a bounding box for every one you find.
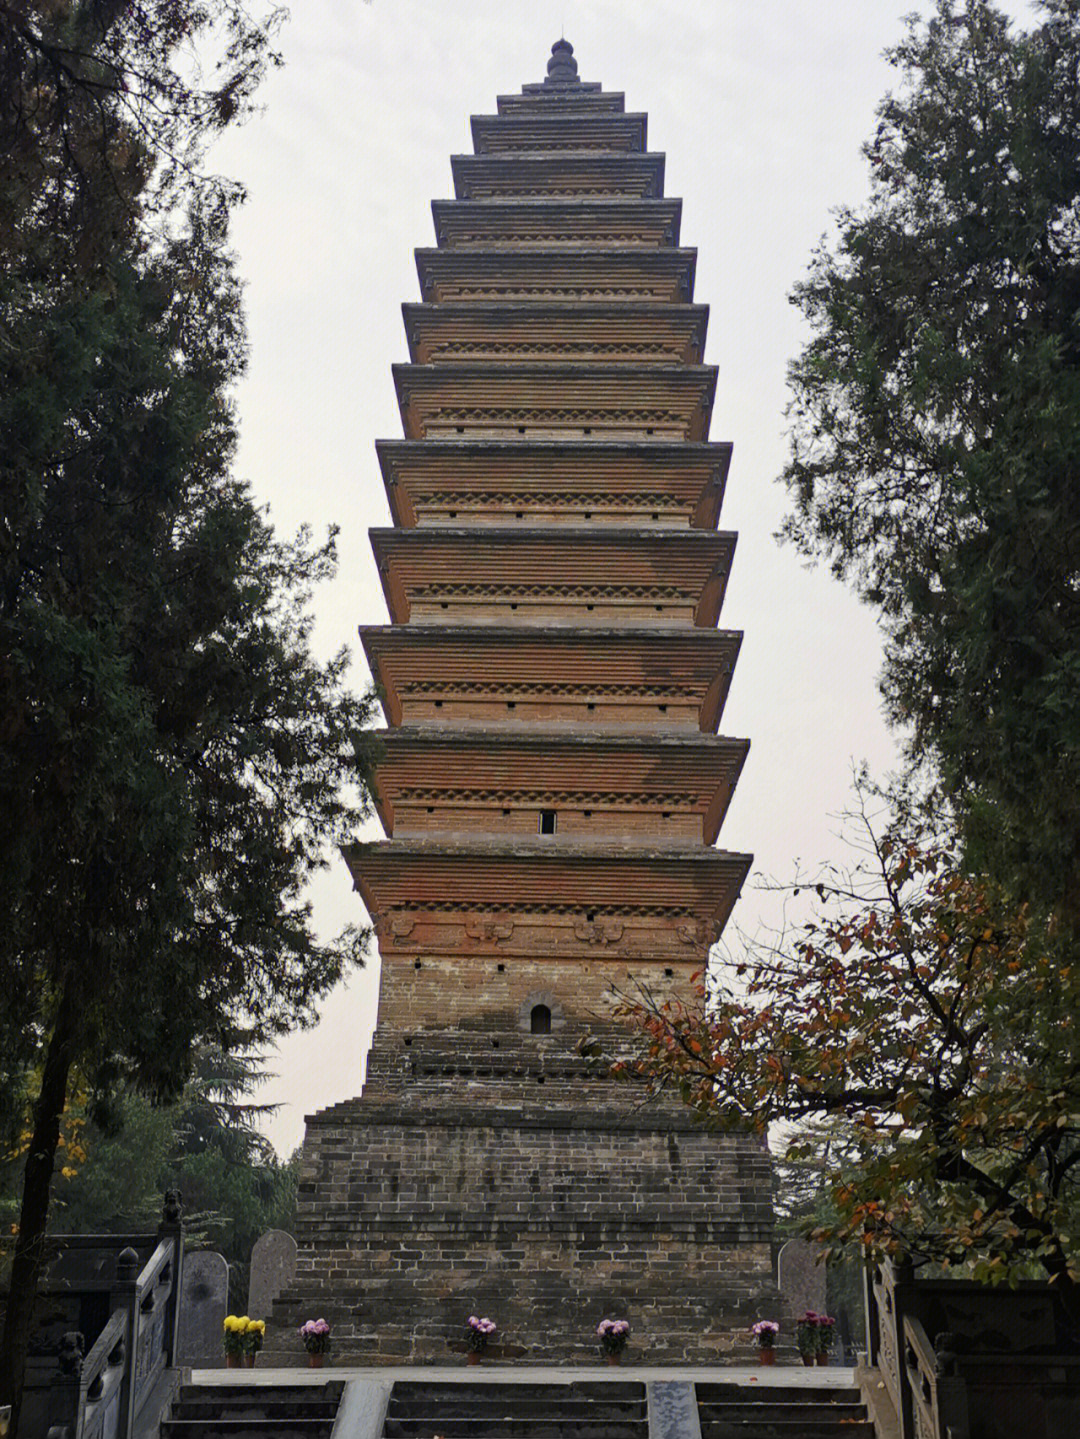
[699,1426,874,1439]
[386,1424,644,1439]
[697,1385,861,1405]
[162,1383,344,1439]
[172,1400,340,1421]
[383,1382,648,1438]
[697,1403,867,1423]
[388,1401,646,1421]
[391,1383,646,1403]
[161,1422,335,1439]
[173,1386,345,1405]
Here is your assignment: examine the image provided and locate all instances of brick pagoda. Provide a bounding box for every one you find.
[270,39,775,1365]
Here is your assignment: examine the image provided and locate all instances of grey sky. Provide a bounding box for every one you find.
[212,0,1035,1153]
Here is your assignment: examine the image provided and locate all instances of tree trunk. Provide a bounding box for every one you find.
[0,993,76,1435]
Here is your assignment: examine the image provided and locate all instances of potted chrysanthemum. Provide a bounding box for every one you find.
[596,1318,630,1365]
[465,1314,496,1364]
[222,1315,247,1368]
[796,1311,821,1366]
[243,1318,265,1367]
[750,1319,779,1365]
[299,1317,332,1368]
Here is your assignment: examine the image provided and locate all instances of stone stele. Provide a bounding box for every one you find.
[177,1249,229,1369]
[247,1229,297,1325]
[777,1237,827,1325]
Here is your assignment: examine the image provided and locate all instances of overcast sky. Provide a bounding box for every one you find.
[211,0,1037,1154]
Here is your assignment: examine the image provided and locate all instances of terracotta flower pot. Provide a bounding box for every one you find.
[605,1351,622,1366]
[225,1353,240,1369]
[816,1351,830,1366]
[242,1354,256,1368]
[308,1352,325,1368]
[800,1353,814,1367]
[466,1350,482,1365]
[758,1348,776,1365]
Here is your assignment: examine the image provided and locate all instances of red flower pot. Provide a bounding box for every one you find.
[308,1352,325,1368]
[816,1351,830,1366]
[225,1353,240,1369]
[466,1351,482,1365]
[758,1348,777,1365]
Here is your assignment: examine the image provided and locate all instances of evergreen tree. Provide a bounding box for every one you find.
[0,4,376,1421]
[781,0,1080,920]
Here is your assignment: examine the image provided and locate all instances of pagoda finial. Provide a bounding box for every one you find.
[544,37,580,86]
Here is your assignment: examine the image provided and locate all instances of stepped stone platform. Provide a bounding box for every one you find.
[266,1027,775,1367]
[184,1369,870,1439]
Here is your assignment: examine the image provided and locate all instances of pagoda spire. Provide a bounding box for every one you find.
[544,36,580,85]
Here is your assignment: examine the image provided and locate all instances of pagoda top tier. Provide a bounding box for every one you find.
[496,41,625,112]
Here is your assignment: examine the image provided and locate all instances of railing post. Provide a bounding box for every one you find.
[863,1253,880,1367]
[111,1246,140,1439]
[892,1256,916,1439]
[157,1190,185,1367]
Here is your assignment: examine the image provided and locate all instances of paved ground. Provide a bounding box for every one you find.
[190,1363,858,1386]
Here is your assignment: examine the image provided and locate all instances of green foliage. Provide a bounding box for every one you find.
[46,1048,299,1311]
[781,0,1080,918]
[609,801,1080,1295]
[0,1,377,1414]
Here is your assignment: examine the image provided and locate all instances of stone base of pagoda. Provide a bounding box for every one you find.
[266,1028,776,1366]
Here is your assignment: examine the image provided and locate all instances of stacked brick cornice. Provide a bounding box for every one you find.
[270,40,775,1367]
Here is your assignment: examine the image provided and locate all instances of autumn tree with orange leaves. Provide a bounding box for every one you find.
[605,807,1080,1307]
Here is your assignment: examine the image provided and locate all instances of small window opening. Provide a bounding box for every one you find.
[538,809,557,835]
[587,604,595,612]
[456,426,465,434]
[502,807,511,816]
[497,963,506,973]
[665,968,674,978]
[434,700,443,709]
[449,510,457,518]
[441,602,449,609]
[586,911,596,923]
[507,701,517,710]
[652,512,660,521]
[658,704,668,713]
[531,1003,552,1035]
[414,959,422,970]
[587,702,596,712]
[427,806,435,813]
[583,809,592,818]
[516,511,524,519]
[510,603,518,610]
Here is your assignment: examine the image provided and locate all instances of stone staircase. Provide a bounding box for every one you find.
[159,1381,345,1439]
[383,1380,648,1438]
[696,1381,874,1438]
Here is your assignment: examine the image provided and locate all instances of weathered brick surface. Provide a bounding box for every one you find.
[266,1022,776,1365]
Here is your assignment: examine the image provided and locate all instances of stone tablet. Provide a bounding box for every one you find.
[778,1237,826,1322]
[177,1250,228,1368]
[248,1229,297,1324]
